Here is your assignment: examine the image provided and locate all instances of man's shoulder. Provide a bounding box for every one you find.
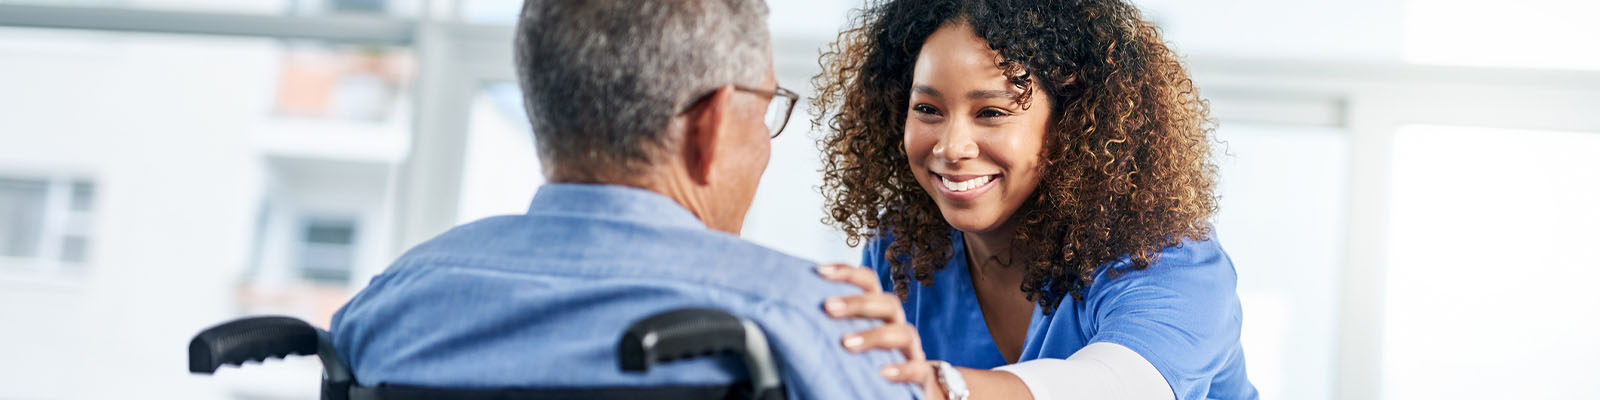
[331,214,915,398]
[378,212,862,314]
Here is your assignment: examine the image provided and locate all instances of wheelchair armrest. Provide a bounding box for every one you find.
[189,316,318,373]
[618,308,781,398]
[187,316,353,388]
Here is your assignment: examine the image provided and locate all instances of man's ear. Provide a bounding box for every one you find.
[682,85,737,186]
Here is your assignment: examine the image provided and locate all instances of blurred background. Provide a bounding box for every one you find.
[0,0,1597,398]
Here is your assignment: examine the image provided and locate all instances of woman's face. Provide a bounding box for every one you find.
[905,22,1052,236]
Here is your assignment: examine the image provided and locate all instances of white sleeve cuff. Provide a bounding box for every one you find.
[992,342,1174,400]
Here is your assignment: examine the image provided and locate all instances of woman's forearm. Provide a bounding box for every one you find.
[992,342,1174,400]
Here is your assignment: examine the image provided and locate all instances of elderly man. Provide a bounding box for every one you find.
[330,0,918,399]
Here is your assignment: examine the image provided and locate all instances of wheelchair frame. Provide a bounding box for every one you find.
[187,308,785,400]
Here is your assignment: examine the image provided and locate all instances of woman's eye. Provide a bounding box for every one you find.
[976,108,1010,118]
[912,104,941,116]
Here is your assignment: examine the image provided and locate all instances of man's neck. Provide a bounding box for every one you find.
[552,174,734,235]
[548,163,740,234]
[647,179,721,231]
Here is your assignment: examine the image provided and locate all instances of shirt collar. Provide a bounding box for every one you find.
[526,183,706,230]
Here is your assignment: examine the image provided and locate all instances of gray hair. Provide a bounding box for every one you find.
[514,0,772,180]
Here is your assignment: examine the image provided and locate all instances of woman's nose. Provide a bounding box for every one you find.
[932,124,979,163]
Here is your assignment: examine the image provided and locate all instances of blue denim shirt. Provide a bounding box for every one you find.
[332,183,919,399]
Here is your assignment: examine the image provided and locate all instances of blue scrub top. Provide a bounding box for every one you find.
[864,231,1258,400]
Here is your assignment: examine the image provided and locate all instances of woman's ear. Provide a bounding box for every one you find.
[681,85,737,186]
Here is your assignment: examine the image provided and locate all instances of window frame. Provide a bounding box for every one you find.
[1191,58,1600,399]
[0,172,97,274]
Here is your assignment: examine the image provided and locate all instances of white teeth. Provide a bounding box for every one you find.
[939,174,993,192]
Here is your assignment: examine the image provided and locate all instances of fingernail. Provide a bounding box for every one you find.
[816,264,837,276]
[843,335,864,349]
[824,298,845,315]
[881,366,900,378]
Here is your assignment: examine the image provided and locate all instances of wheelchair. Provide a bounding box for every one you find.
[187,308,785,400]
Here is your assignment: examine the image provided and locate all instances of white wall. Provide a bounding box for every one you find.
[1384,126,1600,399]
[0,29,272,398]
[1213,123,1348,400]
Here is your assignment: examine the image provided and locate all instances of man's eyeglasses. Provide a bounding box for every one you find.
[679,85,800,139]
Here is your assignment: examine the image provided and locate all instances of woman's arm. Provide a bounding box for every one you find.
[889,344,1172,400]
[819,264,1175,399]
[869,360,1034,400]
[994,342,1174,400]
[955,367,1034,400]
[880,343,1172,400]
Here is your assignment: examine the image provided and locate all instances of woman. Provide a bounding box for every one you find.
[809,0,1257,399]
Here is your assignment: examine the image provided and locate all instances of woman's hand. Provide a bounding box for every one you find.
[816,263,943,397]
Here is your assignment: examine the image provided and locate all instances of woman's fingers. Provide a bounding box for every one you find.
[842,323,925,361]
[824,292,906,323]
[816,263,882,293]
[885,361,946,400]
[881,360,937,385]
[817,264,929,373]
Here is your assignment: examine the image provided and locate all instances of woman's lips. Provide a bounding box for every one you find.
[932,172,999,201]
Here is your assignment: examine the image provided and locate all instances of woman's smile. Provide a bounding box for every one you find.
[932,171,1000,200]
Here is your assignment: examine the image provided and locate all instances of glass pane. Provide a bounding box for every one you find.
[456,82,542,223]
[1404,0,1600,70]
[68,180,93,212]
[300,219,356,285]
[303,220,355,244]
[457,0,520,24]
[0,178,49,259]
[59,234,88,263]
[1212,123,1346,400]
[1384,125,1600,398]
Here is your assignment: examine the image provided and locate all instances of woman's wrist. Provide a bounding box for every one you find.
[952,367,1034,400]
[929,360,966,400]
[925,377,948,400]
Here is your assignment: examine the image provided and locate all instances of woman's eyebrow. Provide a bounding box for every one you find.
[912,85,1016,101]
[967,89,1014,100]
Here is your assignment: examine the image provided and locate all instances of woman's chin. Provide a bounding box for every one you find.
[939,209,1004,235]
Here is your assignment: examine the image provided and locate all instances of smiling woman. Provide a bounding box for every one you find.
[809,0,1253,399]
[814,0,1219,312]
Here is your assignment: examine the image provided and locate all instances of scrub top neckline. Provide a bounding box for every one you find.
[950,232,1048,366]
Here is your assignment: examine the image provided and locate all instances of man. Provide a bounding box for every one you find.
[330,0,919,398]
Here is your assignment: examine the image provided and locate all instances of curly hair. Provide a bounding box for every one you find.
[811,0,1218,311]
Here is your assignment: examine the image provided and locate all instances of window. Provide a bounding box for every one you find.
[0,178,48,259]
[1212,123,1347,400]
[298,218,357,285]
[0,176,95,269]
[1384,125,1600,398]
[1404,0,1600,70]
[456,82,541,223]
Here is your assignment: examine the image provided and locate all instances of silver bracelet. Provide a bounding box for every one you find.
[931,360,970,400]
